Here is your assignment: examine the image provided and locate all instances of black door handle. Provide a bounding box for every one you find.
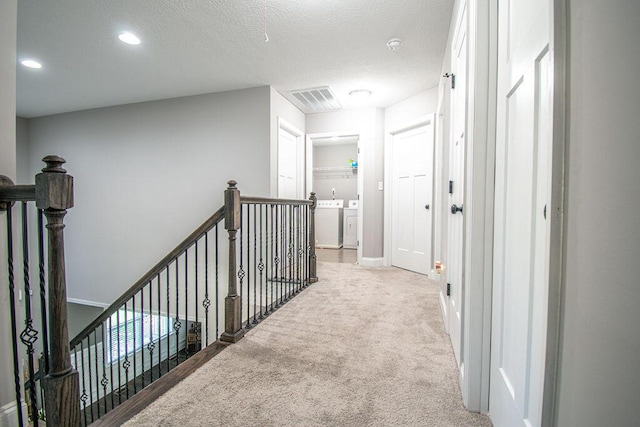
[451,204,463,214]
[425,204,430,210]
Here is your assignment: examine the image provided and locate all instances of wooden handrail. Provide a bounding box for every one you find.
[240,196,313,206]
[0,182,36,202]
[70,206,225,347]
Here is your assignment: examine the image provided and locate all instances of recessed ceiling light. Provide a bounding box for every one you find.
[386,38,402,51]
[349,89,372,100]
[118,32,141,45]
[21,59,42,69]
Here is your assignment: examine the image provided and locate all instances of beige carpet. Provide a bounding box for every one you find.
[123,261,492,426]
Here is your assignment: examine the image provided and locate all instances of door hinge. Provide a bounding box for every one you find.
[449,180,454,194]
[446,283,451,296]
[443,73,456,89]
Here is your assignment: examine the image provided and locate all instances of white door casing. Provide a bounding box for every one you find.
[390,121,435,275]
[277,125,300,199]
[490,0,553,425]
[446,2,467,371]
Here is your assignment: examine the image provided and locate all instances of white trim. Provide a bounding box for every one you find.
[460,0,497,413]
[360,257,384,267]
[383,114,435,268]
[67,297,109,309]
[0,401,26,427]
[277,117,305,199]
[545,0,568,424]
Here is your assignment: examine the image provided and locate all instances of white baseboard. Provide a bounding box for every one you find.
[0,401,26,427]
[67,297,109,309]
[360,257,384,267]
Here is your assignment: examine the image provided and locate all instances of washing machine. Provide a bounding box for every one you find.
[343,200,358,249]
[315,200,344,248]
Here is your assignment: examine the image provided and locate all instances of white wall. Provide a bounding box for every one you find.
[269,88,306,197]
[0,0,18,421]
[25,87,271,306]
[306,108,385,259]
[313,143,358,201]
[556,1,640,425]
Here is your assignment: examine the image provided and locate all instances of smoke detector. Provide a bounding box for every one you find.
[386,38,402,51]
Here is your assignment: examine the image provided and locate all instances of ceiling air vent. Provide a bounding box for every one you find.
[289,86,342,112]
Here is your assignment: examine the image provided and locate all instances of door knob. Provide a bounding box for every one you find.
[425,204,430,210]
[451,204,463,214]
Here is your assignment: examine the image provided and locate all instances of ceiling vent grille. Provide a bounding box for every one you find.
[289,86,342,112]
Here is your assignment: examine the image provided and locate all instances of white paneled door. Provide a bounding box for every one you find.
[490,0,553,425]
[391,120,435,275]
[277,127,299,199]
[446,3,467,371]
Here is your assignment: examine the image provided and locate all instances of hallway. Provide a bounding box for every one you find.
[121,255,492,426]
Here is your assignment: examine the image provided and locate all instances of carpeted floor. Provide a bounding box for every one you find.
[123,261,492,426]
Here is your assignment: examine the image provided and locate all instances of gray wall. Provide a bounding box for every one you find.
[556,1,640,425]
[313,143,358,201]
[25,87,271,305]
[306,108,385,259]
[0,0,17,416]
[16,117,30,183]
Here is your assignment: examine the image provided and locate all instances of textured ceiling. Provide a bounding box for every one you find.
[16,0,453,118]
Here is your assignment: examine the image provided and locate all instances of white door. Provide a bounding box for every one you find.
[446,4,467,369]
[490,0,552,425]
[391,122,435,275]
[278,127,298,199]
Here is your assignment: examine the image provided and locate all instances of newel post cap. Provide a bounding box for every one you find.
[36,155,74,210]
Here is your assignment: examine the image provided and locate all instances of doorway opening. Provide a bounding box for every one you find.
[306,133,361,264]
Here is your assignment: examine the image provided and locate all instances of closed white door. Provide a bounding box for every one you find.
[446,4,467,369]
[278,127,298,199]
[490,0,552,425]
[391,122,434,275]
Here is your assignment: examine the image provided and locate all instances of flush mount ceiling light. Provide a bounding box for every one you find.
[386,38,402,51]
[21,59,42,69]
[118,32,141,45]
[349,89,372,100]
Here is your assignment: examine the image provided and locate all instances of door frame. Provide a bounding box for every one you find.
[383,114,435,269]
[306,131,362,265]
[277,117,305,199]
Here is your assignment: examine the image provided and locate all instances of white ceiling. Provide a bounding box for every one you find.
[16,0,453,118]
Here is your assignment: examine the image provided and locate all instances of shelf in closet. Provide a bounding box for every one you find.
[312,166,358,179]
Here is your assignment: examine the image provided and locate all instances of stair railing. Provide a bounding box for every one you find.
[1,156,81,426]
[2,163,317,427]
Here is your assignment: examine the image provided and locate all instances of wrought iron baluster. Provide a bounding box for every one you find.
[270,205,275,312]
[100,323,109,415]
[259,204,264,319]
[215,226,219,339]
[253,204,258,324]
[93,329,100,420]
[203,232,210,346]
[238,205,245,327]
[79,340,89,425]
[108,316,115,410]
[195,239,199,352]
[166,266,170,375]
[37,209,50,375]
[156,273,161,380]
[123,303,130,400]
[288,204,293,299]
[184,250,189,358]
[245,204,251,328]
[116,309,122,404]
[19,203,40,424]
[174,259,181,366]
[140,288,145,389]
[147,280,153,384]
[6,206,24,427]
[132,294,137,394]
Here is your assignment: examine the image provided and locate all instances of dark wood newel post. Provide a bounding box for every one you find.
[220,180,245,343]
[309,192,318,283]
[36,156,81,426]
